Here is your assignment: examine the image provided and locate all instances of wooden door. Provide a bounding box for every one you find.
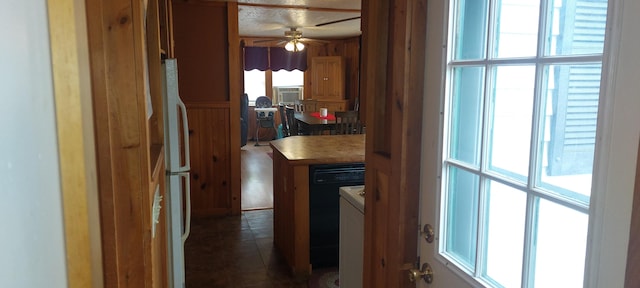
[325,56,345,100]
[416,0,475,286]
[415,0,639,287]
[361,0,427,286]
[311,57,329,99]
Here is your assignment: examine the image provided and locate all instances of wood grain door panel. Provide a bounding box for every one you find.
[187,105,232,216]
[362,0,427,286]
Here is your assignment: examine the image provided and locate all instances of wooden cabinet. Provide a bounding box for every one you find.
[311,56,345,100]
[317,100,349,112]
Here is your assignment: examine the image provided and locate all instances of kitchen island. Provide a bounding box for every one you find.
[270,134,365,276]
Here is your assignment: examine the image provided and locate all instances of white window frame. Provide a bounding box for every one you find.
[436,0,640,287]
[584,0,640,286]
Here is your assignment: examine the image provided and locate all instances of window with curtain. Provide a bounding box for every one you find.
[243,46,307,104]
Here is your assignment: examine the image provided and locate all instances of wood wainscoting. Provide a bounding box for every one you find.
[186,103,235,216]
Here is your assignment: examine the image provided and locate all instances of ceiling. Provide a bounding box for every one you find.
[237,0,362,40]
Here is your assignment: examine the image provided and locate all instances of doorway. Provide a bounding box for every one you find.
[241,68,304,211]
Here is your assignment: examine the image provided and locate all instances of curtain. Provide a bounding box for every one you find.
[243,47,269,71]
[243,46,308,71]
[270,47,307,71]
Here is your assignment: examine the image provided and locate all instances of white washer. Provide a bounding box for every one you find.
[339,185,365,288]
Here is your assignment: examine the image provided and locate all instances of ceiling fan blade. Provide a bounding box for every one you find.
[253,38,284,43]
[299,38,329,43]
[315,16,361,27]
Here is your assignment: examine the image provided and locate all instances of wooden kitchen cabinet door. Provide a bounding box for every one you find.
[311,56,345,100]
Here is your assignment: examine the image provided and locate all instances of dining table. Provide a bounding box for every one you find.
[294,111,337,135]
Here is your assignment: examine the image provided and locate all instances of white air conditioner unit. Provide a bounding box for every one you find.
[274,86,303,105]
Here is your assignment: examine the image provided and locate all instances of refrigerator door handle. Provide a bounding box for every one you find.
[177,97,191,172]
[180,172,191,243]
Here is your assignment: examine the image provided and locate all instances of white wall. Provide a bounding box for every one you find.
[0,1,68,287]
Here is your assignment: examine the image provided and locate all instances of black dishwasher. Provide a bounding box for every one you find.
[309,162,365,269]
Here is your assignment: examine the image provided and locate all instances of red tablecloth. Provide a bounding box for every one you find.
[309,112,336,120]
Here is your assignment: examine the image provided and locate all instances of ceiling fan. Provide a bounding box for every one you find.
[315,16,361,27]
[254,28,327,51]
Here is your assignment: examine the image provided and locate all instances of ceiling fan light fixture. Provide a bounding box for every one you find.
[285,39,305,52]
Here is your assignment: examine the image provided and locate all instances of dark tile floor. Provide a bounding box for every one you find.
[185,209,309,288]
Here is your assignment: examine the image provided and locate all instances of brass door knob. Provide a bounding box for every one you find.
[409,263,434,284]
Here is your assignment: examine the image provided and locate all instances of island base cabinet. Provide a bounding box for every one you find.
[272,150,311,276]
[270,135,365,277]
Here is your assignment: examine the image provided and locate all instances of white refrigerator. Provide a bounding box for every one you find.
[162,58,191,288]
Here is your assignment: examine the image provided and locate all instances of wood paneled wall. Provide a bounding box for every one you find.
[186,104,233,216]
[172,1,229,102]
[172,1,241,216]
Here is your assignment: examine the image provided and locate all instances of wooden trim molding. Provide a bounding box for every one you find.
[228,2,242,215]
[85,0,161,286]
[362,0,428,286]
[185,102,231,109]
[237,2,360,13]
[47,0,103,287]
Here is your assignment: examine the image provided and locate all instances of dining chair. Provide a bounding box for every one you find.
[277,103,289,137]
[285,106,298,136]
[334,111,362,135]
[295,99,318,112]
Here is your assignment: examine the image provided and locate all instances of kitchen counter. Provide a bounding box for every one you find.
[270,134,365,276]
[270,134,365,165]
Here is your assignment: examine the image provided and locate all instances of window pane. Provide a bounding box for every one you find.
[243,69,265,102]
[493,0,540,58]
[483,181,526,288]
[272,69,303,86]
[444,166,480,270]
[452,0,489,60]
[448,67,485,167]
[537,64,600,203]
[544,0,608,56]
[487,66,535,183]
[530,199,587,288]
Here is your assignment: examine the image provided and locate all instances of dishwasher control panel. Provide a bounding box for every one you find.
[310,163,365,184]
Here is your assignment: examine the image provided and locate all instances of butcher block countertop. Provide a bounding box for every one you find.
[269,134,365,165]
